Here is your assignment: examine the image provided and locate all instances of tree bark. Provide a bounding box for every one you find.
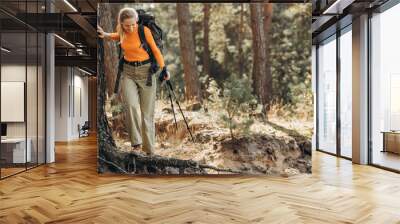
[250,4,267,107]
[98,4,119,98]
[237,3,244,76]
[202,3,211,77]
[177,3,202,102]
[263,3,273,112]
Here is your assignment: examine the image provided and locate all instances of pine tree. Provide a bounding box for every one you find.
[177,3,202,103]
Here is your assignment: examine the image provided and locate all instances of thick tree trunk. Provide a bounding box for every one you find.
[263,3,273,112]
[98,4,128,137]
[177,3,202,102]
[250,4,267,107]
[202,3,211,77]
[98,4,118,98]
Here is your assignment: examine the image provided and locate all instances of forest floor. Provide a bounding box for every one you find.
[109,100,313,176]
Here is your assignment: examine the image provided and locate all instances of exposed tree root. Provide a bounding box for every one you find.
[98,147,241,175]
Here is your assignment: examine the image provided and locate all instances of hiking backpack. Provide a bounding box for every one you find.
[137,9,164,56]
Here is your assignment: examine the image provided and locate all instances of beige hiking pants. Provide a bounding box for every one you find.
[121,63,156,155]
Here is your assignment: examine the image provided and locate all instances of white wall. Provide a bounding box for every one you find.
[55,67,89,141]
[72,73,89,138]
[1,64,26,81]
[55,66,69,141]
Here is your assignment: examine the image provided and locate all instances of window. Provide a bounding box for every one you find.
[317,35,337,154]
[370,3,400,171]
[339,27,352,158]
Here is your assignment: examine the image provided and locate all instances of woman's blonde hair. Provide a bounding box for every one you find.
[116,8,138,43]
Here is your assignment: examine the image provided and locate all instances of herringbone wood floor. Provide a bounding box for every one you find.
[1,135,400,224]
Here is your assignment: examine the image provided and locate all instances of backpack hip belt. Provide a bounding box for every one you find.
[123,58,151,67]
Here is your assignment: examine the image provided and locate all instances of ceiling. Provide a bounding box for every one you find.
[1,0,98,73]
[312,0,390,43]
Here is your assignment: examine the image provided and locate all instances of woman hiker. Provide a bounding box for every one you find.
[97,7,169,156]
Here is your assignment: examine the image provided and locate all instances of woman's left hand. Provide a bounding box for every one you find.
[160,67,170,81]
[164,70,170,80]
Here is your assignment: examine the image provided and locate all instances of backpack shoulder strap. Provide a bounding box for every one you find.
[138,25,147,50]
[115,43,125,94]
[117,43,123,59]
[138,25,154,60]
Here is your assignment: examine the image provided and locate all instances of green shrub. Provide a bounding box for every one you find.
[220,74,256,139]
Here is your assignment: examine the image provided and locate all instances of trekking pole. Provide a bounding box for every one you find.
[165,84,178,133]
[165,80,195,143]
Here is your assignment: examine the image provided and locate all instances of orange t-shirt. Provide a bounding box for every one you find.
[110,26,165,68]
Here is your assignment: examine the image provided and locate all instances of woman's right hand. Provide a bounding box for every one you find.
[97,26,106,38]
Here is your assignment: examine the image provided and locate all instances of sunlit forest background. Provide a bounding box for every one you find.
[98,3,312,176]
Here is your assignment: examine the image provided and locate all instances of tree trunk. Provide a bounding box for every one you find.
[98,4,119,98]
[202,3,211,77]
[98,4,128,137]
[250,4,267,107]
[237,3,244,76]
[263,3,273,112]
[177,3,202,102]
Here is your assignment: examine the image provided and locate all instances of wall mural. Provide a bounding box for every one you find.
[97,3,312,176]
